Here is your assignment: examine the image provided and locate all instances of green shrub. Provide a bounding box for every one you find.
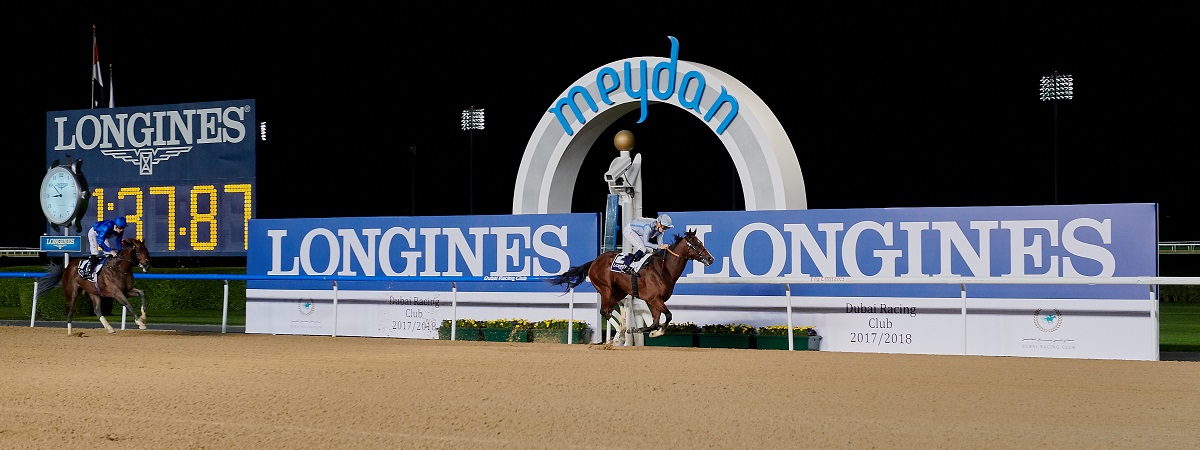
[660,321,700,334]
[0,265,45,307]
[4,265,246,319]
[1161,285,1200,303]
[701,323,754,334]
[758,325,817,336]
[483,317,531,329]
[529,319,589,331]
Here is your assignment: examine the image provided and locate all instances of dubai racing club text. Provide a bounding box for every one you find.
[846,303,916,346]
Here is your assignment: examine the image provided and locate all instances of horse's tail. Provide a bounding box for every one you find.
[34,261,64,298]
[545,260,594,291]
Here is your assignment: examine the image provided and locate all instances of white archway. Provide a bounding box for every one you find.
[512,38,806,214]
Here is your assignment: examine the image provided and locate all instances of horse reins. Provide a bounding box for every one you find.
[665,239,709,261]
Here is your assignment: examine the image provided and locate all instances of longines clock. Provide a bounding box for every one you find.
[39,159,90,232]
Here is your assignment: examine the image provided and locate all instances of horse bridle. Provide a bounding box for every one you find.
[115,244,150,272]
[666,237,712,263]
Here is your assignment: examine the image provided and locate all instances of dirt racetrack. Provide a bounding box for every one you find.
[1,325,1197,449]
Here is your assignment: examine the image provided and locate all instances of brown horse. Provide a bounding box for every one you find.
[548,229,714,344]
[36,238,151,335]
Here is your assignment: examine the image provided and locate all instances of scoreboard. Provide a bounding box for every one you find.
[45,99,256,256]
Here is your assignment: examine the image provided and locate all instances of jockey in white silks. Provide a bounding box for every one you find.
[621,213,673,273]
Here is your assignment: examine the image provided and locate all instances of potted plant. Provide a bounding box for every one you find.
[698,323,755,349]
[438,318,483,341]
[643,321,700,347]
[528,319,591,344]
[755,325,819,350]
[482,317,531,342]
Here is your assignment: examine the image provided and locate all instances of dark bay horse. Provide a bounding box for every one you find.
[548,229,714,344]
[36,238,151,335]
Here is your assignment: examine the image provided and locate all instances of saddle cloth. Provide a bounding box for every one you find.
[609,252,651,274]
[609,253,634,273]
[77,259,105,282]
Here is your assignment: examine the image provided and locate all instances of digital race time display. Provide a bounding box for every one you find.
[88,182,253,254]
[46,99,257,256]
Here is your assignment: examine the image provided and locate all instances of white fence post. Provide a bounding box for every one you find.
[222,280,230,334]
[332,280,339,338]
[29,281,39,327]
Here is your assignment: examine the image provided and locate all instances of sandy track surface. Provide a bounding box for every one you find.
[1,325,1197,449]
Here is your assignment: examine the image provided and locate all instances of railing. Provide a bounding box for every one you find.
[8,271,1200,354]
[1,272,586,340]
[1160,241,1200,254]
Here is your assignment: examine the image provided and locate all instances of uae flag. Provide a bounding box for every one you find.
[92,30,103,87]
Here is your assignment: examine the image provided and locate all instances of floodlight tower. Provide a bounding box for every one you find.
[460,107,485,214]
[1039,72,1073,204]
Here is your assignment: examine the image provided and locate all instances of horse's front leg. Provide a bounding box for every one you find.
[115,291,147,330]
[133,288,147,323]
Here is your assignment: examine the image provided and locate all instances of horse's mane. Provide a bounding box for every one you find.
[118,239,137,256]
[668,229,697,247]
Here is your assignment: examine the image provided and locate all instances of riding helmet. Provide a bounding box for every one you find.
[657,214,673,229]
[114,216,128,228]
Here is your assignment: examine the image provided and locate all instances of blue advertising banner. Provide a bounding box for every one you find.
[665,203,1158,298]
[246,213,600,291]
[39,235,82,253]
[45,99,257,256]
[243,204,1160,358]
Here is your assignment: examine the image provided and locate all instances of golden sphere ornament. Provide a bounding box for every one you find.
[613,130,635,151]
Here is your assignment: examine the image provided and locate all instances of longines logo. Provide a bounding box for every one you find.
[43,238,77,249]
[1033,308,1063,332]
[52,104,249,176]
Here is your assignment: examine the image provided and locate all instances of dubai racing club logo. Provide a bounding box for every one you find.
[1033,308,1063,332]
[297,299,316,316]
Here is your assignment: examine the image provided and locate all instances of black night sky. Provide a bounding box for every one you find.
[6,3,1196,258]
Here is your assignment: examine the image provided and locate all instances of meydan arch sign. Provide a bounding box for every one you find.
[512,36,807,214]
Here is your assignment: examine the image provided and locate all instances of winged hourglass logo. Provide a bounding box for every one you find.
[100,146,192,175]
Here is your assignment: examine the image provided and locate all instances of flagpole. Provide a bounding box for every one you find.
[108,63,114,108]
[91,25,96,109]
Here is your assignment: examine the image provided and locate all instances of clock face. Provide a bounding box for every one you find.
[39,166,83,225]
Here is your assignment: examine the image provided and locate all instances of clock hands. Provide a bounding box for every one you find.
[51,185,63,197]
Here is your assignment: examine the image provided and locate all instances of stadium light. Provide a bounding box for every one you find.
[1040,72,1073,204]
[461,107,484,214]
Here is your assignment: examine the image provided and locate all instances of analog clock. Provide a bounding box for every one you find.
[39,160,89,230]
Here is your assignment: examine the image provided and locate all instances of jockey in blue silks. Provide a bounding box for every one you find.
[87,216,127,265]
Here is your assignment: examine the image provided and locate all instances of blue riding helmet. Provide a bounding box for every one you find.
[656,214,673,229]
[114,217,128,228]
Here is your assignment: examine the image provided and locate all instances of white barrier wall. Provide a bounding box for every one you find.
[245,204,1163,361]
[246,288,601,339]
